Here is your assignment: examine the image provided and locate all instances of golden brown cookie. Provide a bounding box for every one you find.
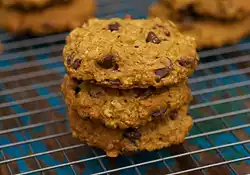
[69,105,193,157]
[0,0,96,35]
[149,3,250,48]
[0,0,66,9]
[61,75,191,129]
[63,18,198,89]
[160,0,196,11]
[160,0,250,20]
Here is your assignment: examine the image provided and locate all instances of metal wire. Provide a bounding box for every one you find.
[0,0,250,174]
[1,150,14,175]
[1,114,249,170]
[14,140,250,175]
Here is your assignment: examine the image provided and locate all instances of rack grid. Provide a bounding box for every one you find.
[0,0,250,174]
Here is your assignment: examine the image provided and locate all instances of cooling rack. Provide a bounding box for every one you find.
[0,0,250,174]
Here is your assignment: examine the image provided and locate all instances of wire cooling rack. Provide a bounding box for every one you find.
[0,0,250,174]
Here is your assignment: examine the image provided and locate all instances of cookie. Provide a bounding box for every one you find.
[0,0,66,10]
[0,0,96,35]
[63,18,198,89]
[69,105,193,157]
[160,0,196,11]
[61,75,191,129]
[149,3,250,48]
[160,0,250,20]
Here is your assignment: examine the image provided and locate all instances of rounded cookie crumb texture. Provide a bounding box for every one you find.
[63,18,198,88]
[149,3,250,48]
[0,0,96,35]
[1,0,60,9]
[61,75,191,129]
[68,105,193,157]
[160,0,250,20]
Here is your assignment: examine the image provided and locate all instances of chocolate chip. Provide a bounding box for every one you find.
[66,56,73,65]
[164,31,170,36]
[151,108,167,118]
[146,32,161,44]
[97,54,116,69]
[169,110,178,120]
[155,67,171,82]
[123,128,141,141]
[74,87,80,95]
[134,45,139,48]
[178,57,195,68]
[72,59,81,69]
[108,22,120,31]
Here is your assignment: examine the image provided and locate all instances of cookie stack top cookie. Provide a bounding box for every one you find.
[0,0,96,35]
[63,18,198,89]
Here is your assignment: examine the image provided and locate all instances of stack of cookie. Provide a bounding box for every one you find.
[149,0,250,48]
[0,0,95,35]
[61,18,199,157]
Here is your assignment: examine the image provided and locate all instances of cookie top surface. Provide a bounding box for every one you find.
[149,3,250,48]
[64,18,198,89]
[0,0,96,35]
[161,0,250,20]
[61,75,191,129]
[69,105,193,157]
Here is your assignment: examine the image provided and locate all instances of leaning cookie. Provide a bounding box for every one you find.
[149,3,250,48]
[61,75,191,129]
[69,105,193,157]
[160,0,250,20]
[0,0,96,35]
[64,18,198,89]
